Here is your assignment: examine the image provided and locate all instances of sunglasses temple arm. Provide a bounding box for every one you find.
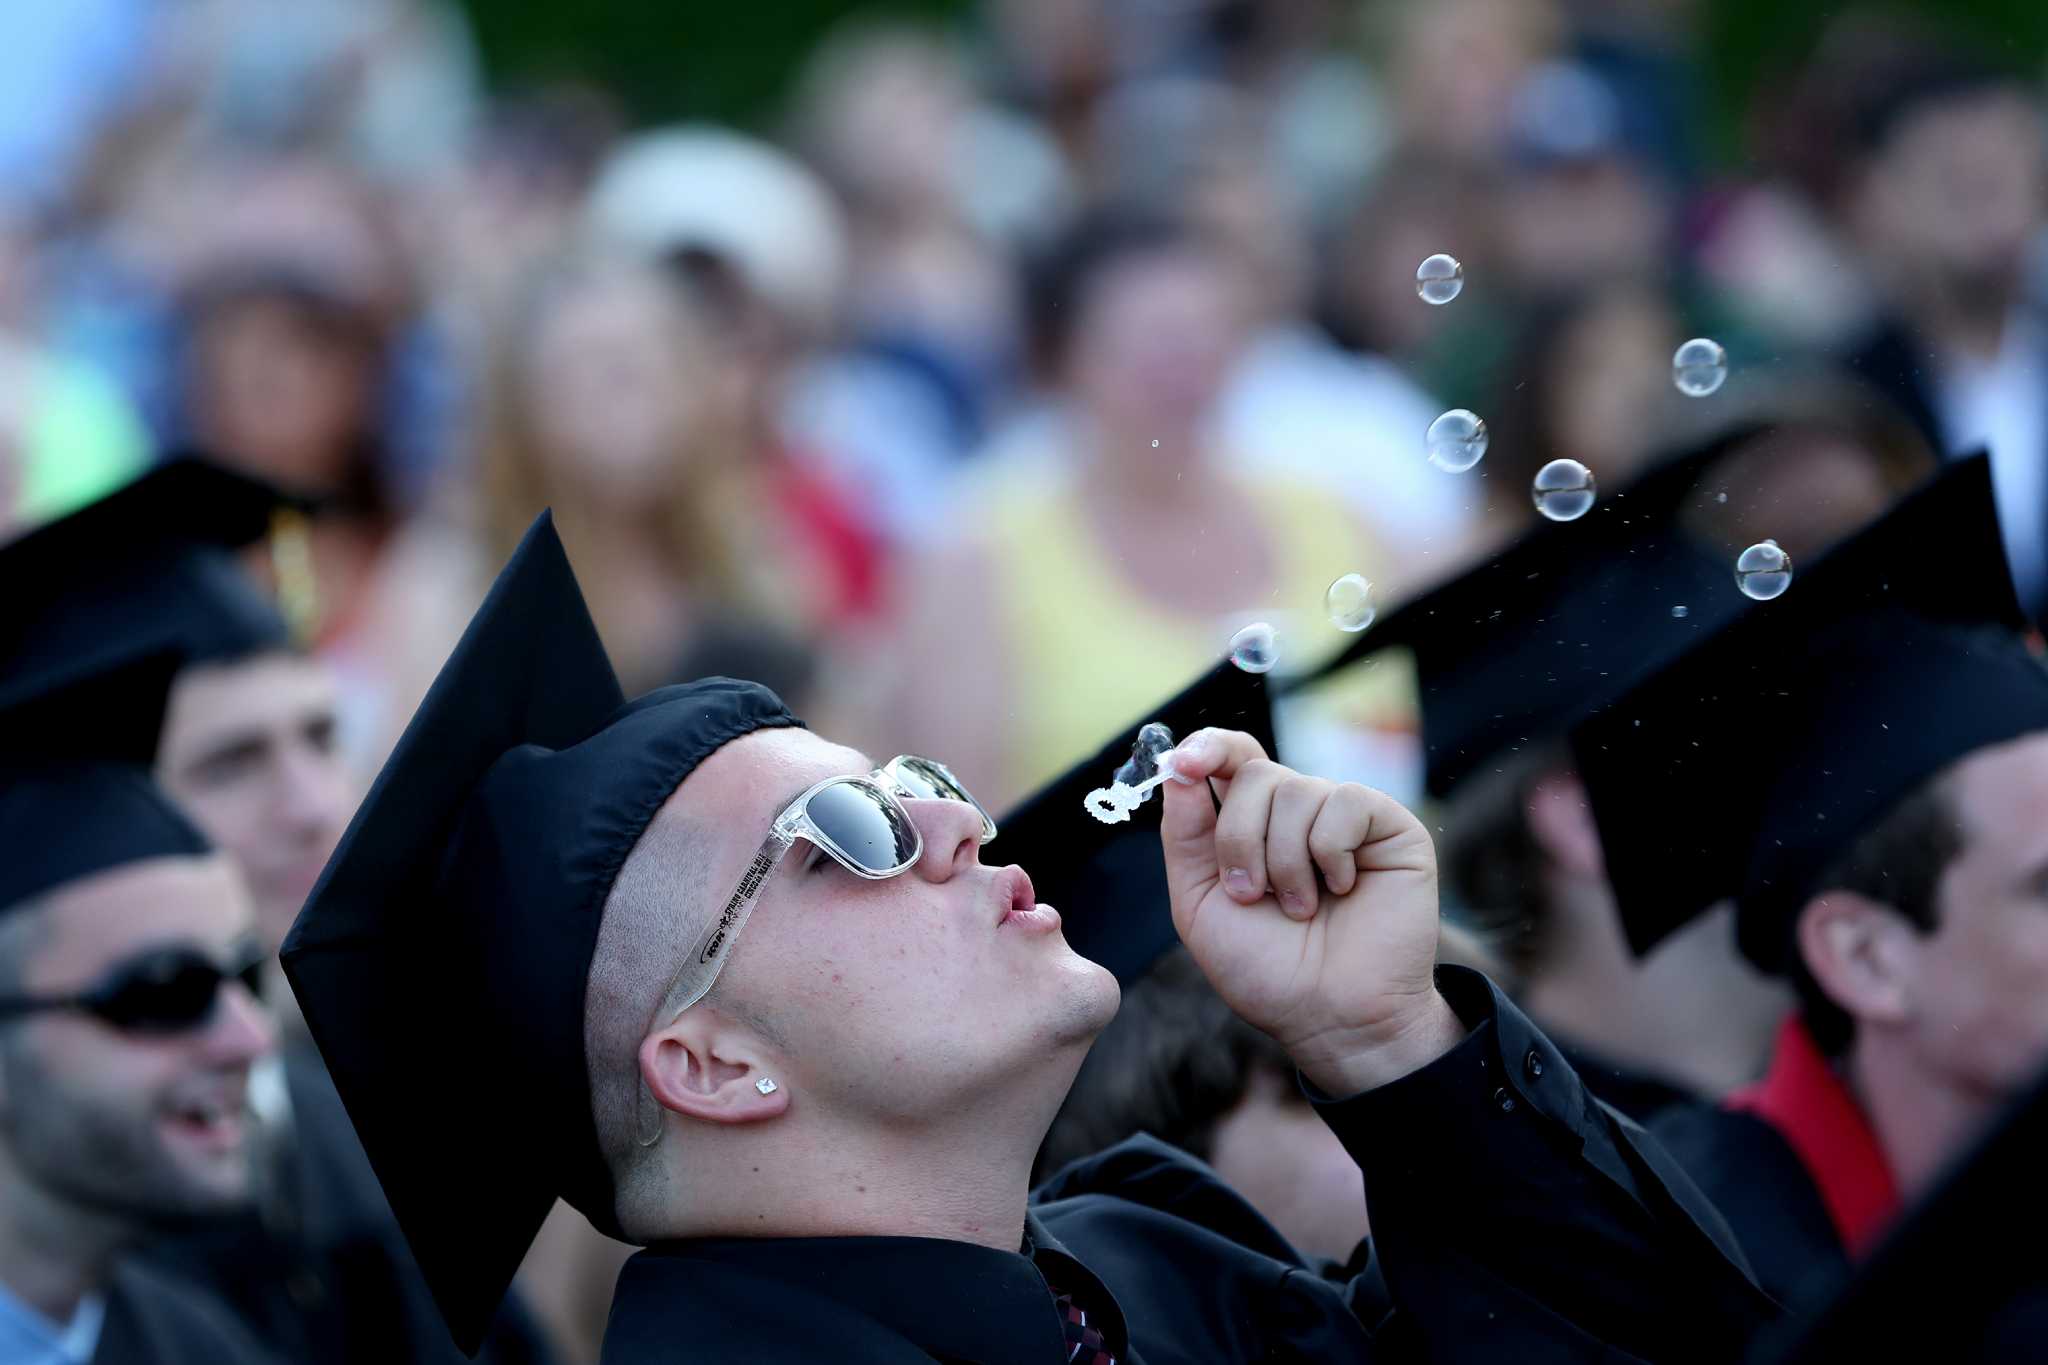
[661,830,793,1022]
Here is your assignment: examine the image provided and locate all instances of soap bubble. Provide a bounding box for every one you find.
[1426,409,1488,471]
[1671,605,1689,618]
[1113,722,1177,787]
[1531,459,1597,522]
[1324,574,1376,632]
[1415,253,1464,305]
[1735,540,1793,600]
[1673,338,1727,397]
[1228,621,1278,673]
[1151,439,1159,447]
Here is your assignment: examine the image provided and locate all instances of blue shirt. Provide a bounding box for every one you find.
[0,1277,103,1365]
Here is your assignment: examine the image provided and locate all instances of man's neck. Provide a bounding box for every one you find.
[0,1169,125,1323]
[656,1088,1063,1253]
[1846,1035,1993,1202]
[672,1107,1042,1251]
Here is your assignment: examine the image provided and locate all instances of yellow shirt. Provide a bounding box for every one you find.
[981,470,1414,797]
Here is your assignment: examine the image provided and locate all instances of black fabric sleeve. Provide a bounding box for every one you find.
[1308,966,1782,1364]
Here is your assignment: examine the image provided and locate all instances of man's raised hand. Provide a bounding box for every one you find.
[1157,729,1464,1094]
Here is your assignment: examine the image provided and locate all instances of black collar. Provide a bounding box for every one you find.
[621,1212,1128,1363]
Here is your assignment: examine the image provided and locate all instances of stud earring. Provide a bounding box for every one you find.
[755,1078,779,1095]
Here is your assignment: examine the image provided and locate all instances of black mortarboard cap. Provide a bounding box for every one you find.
[1573,455,2048,967]
[0,650,212,912]
[0,456,294,700]
[990,660,1275,987]
[1283,437,1757,798]
[280,514,800,1355]
[1760,1058,2048,1363]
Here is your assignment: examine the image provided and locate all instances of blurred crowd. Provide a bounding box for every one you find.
[6,0,2048,1360]
[3,0,2037,797]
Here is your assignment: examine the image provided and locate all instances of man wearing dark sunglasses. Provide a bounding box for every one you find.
[0,724,279,1362]
[0,460,551,1365]
[288,515,1777,1363]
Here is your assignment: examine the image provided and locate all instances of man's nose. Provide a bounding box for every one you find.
[907,798,987,882]
[277,743,349,839]
[202,978,277,1065]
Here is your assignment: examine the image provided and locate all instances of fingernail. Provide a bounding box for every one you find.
[1281,891,1310,918]
[1225,866,1254,897]
[1177,732,1211,762]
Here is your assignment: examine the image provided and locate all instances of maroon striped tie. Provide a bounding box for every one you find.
[1051,1292,1117,1364]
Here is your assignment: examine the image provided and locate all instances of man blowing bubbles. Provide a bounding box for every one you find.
[286,516,1773,1363]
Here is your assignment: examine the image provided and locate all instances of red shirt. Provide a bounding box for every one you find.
[1727,1015,1902,1257]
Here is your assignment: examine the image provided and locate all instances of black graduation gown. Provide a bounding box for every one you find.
[146,1040,555,1365]
[91,1260,281,1365]
[600,967,1779,1364]
[1646,1104,1849,1314]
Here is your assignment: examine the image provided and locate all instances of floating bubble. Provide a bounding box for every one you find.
[1151,439,1160,447]
[1671,605,1689,618]
[1114,722,1177,788]
[1324,574,1377,632]
[1531,459,1597,522]
[1229,621,1278,673]
[1735,540,1793,600]
[1415,253,1464,305]
[1673,338,1727,397]
[1426,409,1488,471]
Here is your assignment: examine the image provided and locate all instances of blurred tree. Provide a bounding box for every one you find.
[452,0,972,128]
[1700,0,2048,164]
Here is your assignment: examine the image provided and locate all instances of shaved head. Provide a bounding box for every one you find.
[585,793,710,1230]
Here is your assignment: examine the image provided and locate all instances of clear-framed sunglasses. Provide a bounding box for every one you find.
[661,756,994,1020]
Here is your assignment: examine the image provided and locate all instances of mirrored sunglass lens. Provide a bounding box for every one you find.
[805,780,918,872]
[98,961,221,1031]
[894,757,970,803]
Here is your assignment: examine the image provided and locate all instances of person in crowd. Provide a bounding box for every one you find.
[894,208,1387,807]
[780,20,1047,543]
[1477,280,1686,546]
[282,507,1777,1362]
[0,458,554,1364]
[358,250,824,769]
[584,126,887,629]
[1575,455,2048,1313]
[0,660,279,1365]
[1826,34,2048,614]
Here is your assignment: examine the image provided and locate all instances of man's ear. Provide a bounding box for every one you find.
[1525,768,1605,881]
[639,1012,789,1127]
[1796,890,1919,1030]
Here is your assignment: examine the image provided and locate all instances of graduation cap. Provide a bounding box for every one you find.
[0,456,300,703]
[989,660,1276,987]
[0,649,212,913]
[1571,454,2048,967]
[1759,1056,2048,1363]
[1280,434,1760,799]
[280,514,800,1355]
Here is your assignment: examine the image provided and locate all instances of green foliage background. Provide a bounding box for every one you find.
[454,0,2048,147]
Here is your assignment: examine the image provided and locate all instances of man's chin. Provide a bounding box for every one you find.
[1045,953,1121,1048]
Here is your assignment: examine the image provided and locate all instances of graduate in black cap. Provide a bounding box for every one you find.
[1268,404,1926,1118]
[0,461,553,1365]
[1761,1057,2048,1363]
[1572,453,2048,1315]
[0,654,282,1365]
[285,510,1781,1363]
